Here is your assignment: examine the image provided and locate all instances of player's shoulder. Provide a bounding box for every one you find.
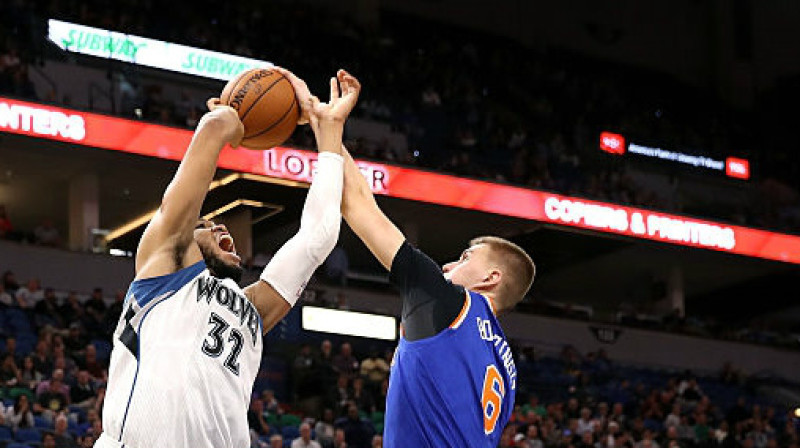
[128,260,207,308]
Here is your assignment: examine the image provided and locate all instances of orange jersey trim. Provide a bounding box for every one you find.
[485,295,497,315]
[449,290,472,329]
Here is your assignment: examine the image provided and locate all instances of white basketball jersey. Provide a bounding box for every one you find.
[96,261,263,448]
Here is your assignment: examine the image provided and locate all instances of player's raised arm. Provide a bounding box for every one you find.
[340,147,471,342]
[243,69,360,332]
[339,148,405,271]
[135,102,243,279]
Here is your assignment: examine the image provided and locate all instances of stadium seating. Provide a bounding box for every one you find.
[0,426,14,444]
[13,428,42,444]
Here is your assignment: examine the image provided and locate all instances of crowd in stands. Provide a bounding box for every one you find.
[503,346,800,448]
[0,207,63,248]
[0,39,36,101]
[1,261,799,448]
[526,301,800,351]
[0,275,116,447]
[0,1,798,234]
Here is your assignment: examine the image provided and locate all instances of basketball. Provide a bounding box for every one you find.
[220,68,299,150]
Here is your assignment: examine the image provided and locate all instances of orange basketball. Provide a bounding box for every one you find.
[220,68,299,150]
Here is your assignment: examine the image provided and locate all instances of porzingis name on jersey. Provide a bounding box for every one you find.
[476,317,517,390]
[196,277,259,343]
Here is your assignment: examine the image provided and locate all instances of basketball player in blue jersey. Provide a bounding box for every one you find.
[280,69,535,447]
[95,70,361,448]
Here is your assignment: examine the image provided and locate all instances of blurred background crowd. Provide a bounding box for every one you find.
[1,1,800,447]
[1,265,798,447]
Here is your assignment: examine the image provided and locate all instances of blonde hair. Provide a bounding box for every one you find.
[470,236,535,308]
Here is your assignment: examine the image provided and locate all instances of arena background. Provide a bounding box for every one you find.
[0,1,799,447]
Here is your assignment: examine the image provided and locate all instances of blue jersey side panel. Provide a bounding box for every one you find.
[384,291,516,448]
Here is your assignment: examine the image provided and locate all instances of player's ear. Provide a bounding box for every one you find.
[480,269,502,288]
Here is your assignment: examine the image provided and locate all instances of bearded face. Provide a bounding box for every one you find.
[194,220,243,283]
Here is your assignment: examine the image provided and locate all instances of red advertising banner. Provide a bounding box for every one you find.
[2,97,798,263]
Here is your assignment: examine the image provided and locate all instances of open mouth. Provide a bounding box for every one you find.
[218,234,235,253]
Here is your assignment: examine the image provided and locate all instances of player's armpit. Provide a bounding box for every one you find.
[341,149,405,271]
[242,280,291,334]
[390,241,468,340]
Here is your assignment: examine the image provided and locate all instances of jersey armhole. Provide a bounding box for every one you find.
[448,290,472,329]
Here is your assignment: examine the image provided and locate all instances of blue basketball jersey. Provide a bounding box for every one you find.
[384,290,517,448]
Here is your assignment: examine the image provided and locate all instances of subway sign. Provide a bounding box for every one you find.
[48,19,271,81]
[1,97,798,264]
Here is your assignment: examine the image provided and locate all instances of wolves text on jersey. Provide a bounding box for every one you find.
[476,317,517,390]
[196,277,260,344]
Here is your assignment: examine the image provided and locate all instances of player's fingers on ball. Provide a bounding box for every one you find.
[275,66,310,98]
[206,97,221,111]
[286,71,310,97]
[297,79,311,97]
[220,105,238,119]
[274,66,298,83]
[231,124,244,148]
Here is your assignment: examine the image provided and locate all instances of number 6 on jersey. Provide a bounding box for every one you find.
[481,364,505,434]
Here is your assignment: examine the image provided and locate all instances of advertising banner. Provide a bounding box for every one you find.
[2,97,797,263]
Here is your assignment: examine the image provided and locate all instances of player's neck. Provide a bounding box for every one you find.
[474,290,500,315]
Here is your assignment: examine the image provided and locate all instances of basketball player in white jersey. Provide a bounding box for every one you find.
[94,69,361,448]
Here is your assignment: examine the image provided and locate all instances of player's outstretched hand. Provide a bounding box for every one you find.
[319,69,361,123]
[273,67,361,131]
[272,66,313,125]
[202,98,245,148]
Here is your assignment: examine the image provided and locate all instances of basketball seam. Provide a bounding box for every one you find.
[222,72,253,107]
[239,75,286,122]
[243,93,298,140]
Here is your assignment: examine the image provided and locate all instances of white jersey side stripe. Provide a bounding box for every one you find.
[116,262,207,442]
[118,290,181,442]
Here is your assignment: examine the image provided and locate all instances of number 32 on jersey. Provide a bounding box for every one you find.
[202,312,244,375]
[481,364,506,434]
